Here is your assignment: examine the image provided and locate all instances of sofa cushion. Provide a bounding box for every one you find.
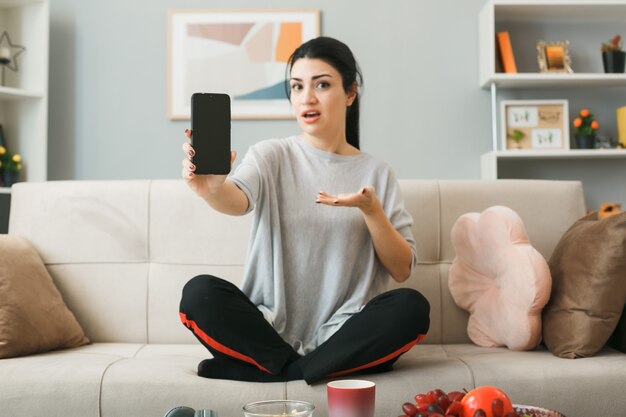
[439,180,586,262]
[449,206,551,350]
[100,344,285,417]
[543,212,626,358]
[0,236,89,359]
[7,181,150,264]
[0,344,137,417]
[286,345,475,417]
[287,344,626,417]
[452,345,626,417]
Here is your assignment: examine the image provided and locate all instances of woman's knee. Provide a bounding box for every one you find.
[180,274,227,313]
[388,288,430,330]
[182,274,221,292]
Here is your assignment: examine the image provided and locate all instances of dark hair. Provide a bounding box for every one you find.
[286,37,363,149]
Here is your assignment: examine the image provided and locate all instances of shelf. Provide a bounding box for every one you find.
[0,86,44,100]
[479,1,626,208]
[493,1,626,22]
[0,0,43,8]
[0,0,49,183]
[486,149,626,160]
[481,73,626,89]
[478,0,626,88]
[0,187,11,194]
[481,148,626,179]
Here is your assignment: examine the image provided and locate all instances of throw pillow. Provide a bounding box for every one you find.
[543,211,626,359]
[0,236,89,359]
[449,206,551,350]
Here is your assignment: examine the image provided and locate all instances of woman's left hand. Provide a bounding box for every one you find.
[316,186,381,215]
[318,185,412,281]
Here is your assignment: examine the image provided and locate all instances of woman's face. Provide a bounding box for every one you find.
[289,58,356,140]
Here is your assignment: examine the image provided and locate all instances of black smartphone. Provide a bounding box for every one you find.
[190,93,231,175]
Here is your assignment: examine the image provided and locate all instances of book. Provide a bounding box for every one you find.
[496,32,518,74]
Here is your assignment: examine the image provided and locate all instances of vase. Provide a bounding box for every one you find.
[2,171,19,188]
[575,134,595,149]
[602,51,626,73]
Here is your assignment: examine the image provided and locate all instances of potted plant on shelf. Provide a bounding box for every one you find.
[601,35,625,73]
[573,109,599,149]
[506,129,525,149]
[0,145,22,187]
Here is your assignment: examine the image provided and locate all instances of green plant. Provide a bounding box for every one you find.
[0,146,23,173]
[573,109,599,136]
[507,129,525,144]
[601,35,623,53]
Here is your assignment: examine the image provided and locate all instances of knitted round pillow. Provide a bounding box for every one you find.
[448,206,551,350]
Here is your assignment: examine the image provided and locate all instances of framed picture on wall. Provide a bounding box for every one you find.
[168,9,320,120]
[500,100,570,151]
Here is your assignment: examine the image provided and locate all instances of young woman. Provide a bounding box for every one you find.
[179,37,430,385]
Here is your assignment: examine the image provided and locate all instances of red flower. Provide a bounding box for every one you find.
[611,35,622,47]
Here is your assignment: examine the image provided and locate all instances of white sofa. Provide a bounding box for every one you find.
[2,179,625,417]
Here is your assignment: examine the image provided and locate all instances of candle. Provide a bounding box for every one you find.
[0,47,10,61]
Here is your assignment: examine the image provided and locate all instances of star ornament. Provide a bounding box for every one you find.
[0,31,26,72]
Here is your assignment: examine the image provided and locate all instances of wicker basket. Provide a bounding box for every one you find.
[514,404,567,417]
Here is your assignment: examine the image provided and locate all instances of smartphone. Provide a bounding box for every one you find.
[190,93,231,175]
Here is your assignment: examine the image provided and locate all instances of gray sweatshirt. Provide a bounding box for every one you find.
[229,136,416,355]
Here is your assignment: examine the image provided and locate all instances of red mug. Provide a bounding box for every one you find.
[327,379,376,417]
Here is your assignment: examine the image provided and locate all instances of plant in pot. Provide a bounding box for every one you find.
[601,35,625,73]
[507,129,525,149]
[573,109,599,149]
[0,145,22,187]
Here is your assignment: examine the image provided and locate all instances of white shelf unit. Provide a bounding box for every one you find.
[481,149,626,179]
[482,73,626,89]
[0,85,42,99]
[479,0,626,180]
[0,0,49,187]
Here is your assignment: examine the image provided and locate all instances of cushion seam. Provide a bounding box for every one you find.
[442,345,476,390]
[418,260,452,265]
[439,264,444,344]
[147,180,152,266]
[437,181,444,344]
[436,180,442,262]
[98,357,128,417]
[146,264,151,343]
[147,181,152,343]
[132,344,147,359]
[455,357,476,390]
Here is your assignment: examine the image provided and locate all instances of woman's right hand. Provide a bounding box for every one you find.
[181,129,237,198]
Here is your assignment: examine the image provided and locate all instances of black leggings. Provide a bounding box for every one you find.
[179,275,430,384]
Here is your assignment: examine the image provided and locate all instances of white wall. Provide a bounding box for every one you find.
[48,0,491,182]
[47,0,626,209]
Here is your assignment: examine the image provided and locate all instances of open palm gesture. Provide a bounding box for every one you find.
[316,186,379,214]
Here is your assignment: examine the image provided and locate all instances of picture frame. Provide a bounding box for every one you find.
[168,9,320,120]
[536,40,574,73]
[500,100,570,151]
